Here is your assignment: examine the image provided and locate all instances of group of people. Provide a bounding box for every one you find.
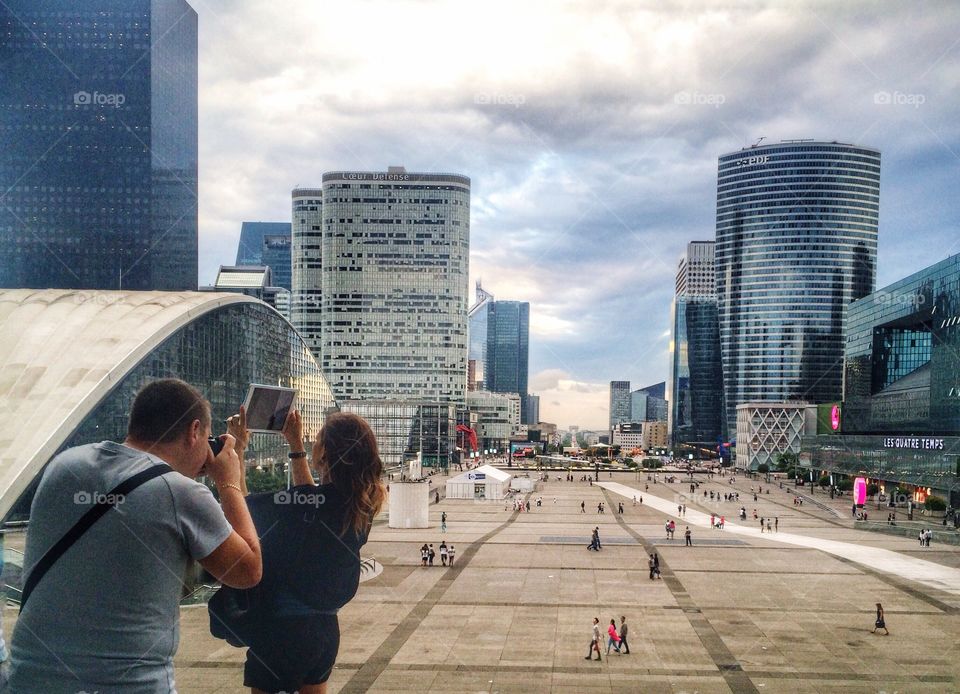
[759,516,779,533]
[420,541,456,566]
[9,378,387,693]
[588,527,602,550]
[586,616,631,659]
[918,528,934,546]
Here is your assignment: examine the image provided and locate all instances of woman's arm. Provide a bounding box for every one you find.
[282,409,316,487]
[227,406,250,496]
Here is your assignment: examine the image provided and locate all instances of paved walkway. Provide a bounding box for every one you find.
[599,481,960,596]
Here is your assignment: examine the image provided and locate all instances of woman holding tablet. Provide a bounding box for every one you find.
[219,408,385,694]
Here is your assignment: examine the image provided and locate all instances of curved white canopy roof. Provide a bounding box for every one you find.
[0,289,256,519]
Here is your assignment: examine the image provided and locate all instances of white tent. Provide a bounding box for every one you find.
[445,464,512,500]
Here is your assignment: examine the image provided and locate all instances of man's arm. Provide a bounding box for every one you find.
[199,435,262,588]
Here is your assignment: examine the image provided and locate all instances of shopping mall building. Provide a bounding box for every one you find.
[800,254,960,507]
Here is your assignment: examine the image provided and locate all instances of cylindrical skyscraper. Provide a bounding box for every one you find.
[715,140,880,435]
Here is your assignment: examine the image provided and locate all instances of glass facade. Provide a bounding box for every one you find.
[0,0,198,290]
[609,381,631,428]
[669,297,725,448]
[295,169,470,403]
[716,141,880,435]
[261,235,292,291]
[236,222,292,265]
[340,400,455,469]
[484,301,529,414]
[467,283,494,390]
[4,300,337,522]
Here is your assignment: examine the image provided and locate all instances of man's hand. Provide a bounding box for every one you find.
[205,434,241,489]
[281,409,304,451]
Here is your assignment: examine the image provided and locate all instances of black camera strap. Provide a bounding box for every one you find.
[19,462,173,612]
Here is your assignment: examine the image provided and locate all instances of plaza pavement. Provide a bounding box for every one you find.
[9,470,960,692]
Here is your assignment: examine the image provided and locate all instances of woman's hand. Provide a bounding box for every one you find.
[281,409,304,451]
[227,406,250,454]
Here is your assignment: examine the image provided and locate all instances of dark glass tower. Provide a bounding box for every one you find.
[236,221,291,266]
[0,0,198,290]
[485,300,530,417]
[715,141,880,435]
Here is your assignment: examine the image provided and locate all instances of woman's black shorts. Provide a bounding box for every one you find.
[244,614,340,692]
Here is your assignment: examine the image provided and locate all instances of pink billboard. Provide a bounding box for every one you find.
[854,477,867,506]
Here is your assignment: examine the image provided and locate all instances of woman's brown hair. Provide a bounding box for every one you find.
[314,412,386,534]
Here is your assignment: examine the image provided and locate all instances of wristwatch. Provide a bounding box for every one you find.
[288,451,307,459]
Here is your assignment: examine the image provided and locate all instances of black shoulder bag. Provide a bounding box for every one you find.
[19,463,173,612]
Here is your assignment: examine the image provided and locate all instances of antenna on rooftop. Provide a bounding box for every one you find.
[753,137,765,147]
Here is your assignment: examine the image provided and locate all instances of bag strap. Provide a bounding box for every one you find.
[20,462,173,612]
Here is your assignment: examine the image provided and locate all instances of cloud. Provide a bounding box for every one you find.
[194,1,960,422]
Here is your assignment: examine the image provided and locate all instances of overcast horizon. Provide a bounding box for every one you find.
[194,1,960,430]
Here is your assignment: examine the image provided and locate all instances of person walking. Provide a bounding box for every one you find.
[774,517,779,532]
[665,520,671,540]
[447,545,456,566]
[606,619,622,655]
[420,544,429,566]
[594,527,602,551]
[585,618,602,661]
[428,544,435,566]
[871,602,890,635]
[439,541,448,566]
[653,551,661,578]
[581,501,586,513]
[648,553,656,580]
[760,516,765,533]
[619,616,630,654]
[441,511,447,532]
[766,518,772,533]
[685,526,692,546]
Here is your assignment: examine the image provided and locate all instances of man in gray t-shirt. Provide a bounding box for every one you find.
[9,379,262,693]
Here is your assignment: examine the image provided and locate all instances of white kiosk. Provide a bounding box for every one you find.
[445,464,511,501]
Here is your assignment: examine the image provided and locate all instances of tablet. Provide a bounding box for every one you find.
[242,385,297,433]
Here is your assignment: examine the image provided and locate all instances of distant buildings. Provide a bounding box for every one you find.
[235,222,293,292]
[292,167,470,404]
[716,141,880,436]
[667,241,725,453]
[467,283,495,391]
[631,383,668,422]
[0,0,199,291]
[736,402,817,471]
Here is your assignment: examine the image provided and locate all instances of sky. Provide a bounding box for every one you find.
[192,0,960,430]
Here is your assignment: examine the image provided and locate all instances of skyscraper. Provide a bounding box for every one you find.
[0,0,198,290]
[236,222,292,265]
[715,141,880,434]
[293,167,470,403]
[609,381,631,428]
[668,241,725,450]
[467,282,495,390]
[485,300,530,399]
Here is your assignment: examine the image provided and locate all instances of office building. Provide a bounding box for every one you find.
[485,300,530,411]
[236,222,292,265]
[465,391,517,454]
[468,282,495,390]
[631,385,668,423]
[0,1,199,290]
[668,241,725,453]
[340,400,455,469]
[261,234,292,291]
[293,168,470,403]
[523,394,540,426]
[736,402,817,471]
[802,254,960,505]
[609,381,631,428]
[716,140,881,435]
[207,265,290,317]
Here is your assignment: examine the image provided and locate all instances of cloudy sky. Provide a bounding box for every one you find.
[193,0,960,430]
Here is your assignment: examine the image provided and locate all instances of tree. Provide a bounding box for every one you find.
[757,463,769,474]
[925,495,947,512]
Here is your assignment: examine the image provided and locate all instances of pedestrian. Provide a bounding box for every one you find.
[606,619,622,655]
[664,521,671,539]
[760,516,765,532]
[585,618,602,661]
[594,527,602,550]
[653,551,660,578]
[633,496,637,506]
[871,602,890,635]
[441,511,447,532]
[766,518,772,533]
[619,616,630,654]
[9,379,262,693]
[648,553,656,580]
[669,520,676,539]
[581,501,585,513]
[420,543,429,566]
[618,502,624,514]
[428,544,435,566]
[439,541,448,566]
[598,502,603,514]
[774,517,778,532]
[525,500,531,512]
[448,545,456,566]
[719,515,725,529]
[639,495,643,504]
[710,513,715,528]
[435,490,440,504]
[678,504,683,515]
[682,504,686,516]
[685,526,692,546]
